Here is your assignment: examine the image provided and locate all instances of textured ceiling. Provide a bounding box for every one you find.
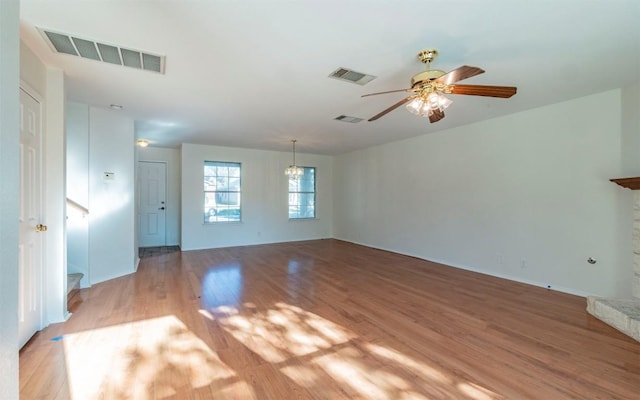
[20,0,640,155]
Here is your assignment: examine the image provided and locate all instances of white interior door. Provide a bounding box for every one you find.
[18,88,44,348]
[138,161,167,247]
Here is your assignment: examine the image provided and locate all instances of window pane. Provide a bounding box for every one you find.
[204,178,216,191]
[204,161,242,223]
[288,206,300,219]
[288,166,315,219]
[209,205,241,222]
[299,205,313,218]
[288,177,299,191]
[228,178,241,191]
[298,193,315,207]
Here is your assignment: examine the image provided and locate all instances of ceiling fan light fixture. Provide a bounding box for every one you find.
[363,48,516,123]
[406,92,452,117]
[406,97,427,116]
[435,93,453,109]
[427,92,440,108]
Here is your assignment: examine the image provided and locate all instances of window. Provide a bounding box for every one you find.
[204,161,241,223]
[288,167,315,219]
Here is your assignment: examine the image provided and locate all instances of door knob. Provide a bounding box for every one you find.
[159,207,165,210]
[35,224,48,232]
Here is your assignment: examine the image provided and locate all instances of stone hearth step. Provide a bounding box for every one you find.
[587,297,640,342]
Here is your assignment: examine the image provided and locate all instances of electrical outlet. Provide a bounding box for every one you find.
[496,253,503,265]
[520,258,527,268]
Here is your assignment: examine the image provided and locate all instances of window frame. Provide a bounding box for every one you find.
[288,166,316,220]
[203,161,242,224]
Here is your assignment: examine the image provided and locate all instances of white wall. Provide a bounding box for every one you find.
[20,42,68,324]
[44,67,67,323]
[137,147,181,246]
[0,1,20,397]
[181,143,333,250]
[67,103,89,205]
[621,82,640,173]
[88,107,137,283]
[334,89,631,298]
[66,102,90,287]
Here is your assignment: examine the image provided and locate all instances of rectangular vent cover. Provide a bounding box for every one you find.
[334,115,364,123]
[329,67,376,85]
[39,28,165,74]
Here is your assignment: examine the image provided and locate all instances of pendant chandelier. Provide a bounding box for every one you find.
[285,139,304,179]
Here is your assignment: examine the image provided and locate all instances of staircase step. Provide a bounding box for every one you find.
[67,273,83,295]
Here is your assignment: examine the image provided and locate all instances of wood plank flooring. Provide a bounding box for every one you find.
[19,239,640,399]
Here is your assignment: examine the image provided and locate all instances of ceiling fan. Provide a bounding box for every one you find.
[362,49,517,123]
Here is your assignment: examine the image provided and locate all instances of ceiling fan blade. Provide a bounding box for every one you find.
[361,88,415,97]
[368,96,415,121]
[434,65,485,85]
[450,84,517,98]
[429,108,445,123]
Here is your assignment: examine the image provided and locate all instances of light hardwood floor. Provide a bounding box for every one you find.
[19,239,640,399]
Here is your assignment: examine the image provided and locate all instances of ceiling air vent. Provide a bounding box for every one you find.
[39,28,165,74]
[334,115,364,123]
[329,67,376,85]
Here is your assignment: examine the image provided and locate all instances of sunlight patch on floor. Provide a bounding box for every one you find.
[313,347,400,399]
[215,301,502,399]
[365,342,449,384]
[279,364,320,388]
[63,315,253,400]
[457,382,502,400]
[220,302,354,363]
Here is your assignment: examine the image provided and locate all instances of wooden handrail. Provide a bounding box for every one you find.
[66,198,89,216]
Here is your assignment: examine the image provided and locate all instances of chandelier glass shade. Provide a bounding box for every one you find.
[285,139,304,179]
[406,91,452,117]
